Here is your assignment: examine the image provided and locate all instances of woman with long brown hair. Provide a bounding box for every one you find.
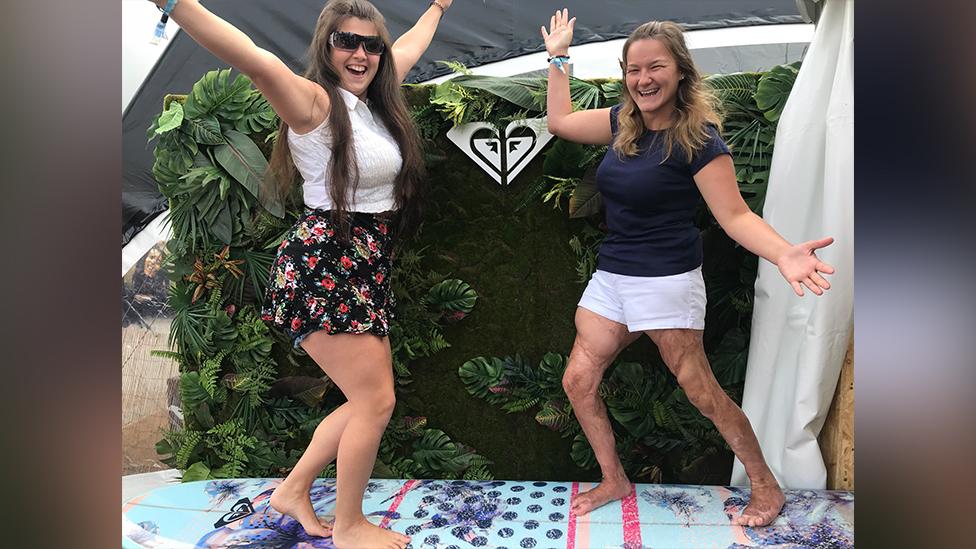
[145,1,452,547]
[541,9,836,527]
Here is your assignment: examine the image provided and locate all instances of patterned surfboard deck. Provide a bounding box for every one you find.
[122,478,853,548]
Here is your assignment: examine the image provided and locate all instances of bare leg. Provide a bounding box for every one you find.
[647,329,785,527]
[563,307,642,516]
[269,402,351,535]
[270,330,409,548]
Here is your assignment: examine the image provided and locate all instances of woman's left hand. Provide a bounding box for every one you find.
[777,237,836,296]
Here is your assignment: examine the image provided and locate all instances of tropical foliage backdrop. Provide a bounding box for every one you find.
[147,61,799,484]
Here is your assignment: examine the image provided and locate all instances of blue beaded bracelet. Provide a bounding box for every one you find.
[151,0,180,44]
[159,0,179,15]
[548,55,571,73]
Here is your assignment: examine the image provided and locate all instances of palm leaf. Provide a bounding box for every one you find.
[569,77,603,110]
[450,74,546,111]
[704,72,759,104]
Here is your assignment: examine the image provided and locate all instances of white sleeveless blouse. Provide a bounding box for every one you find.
[287,87,402,212]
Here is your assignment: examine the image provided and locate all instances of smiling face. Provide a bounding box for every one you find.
[623,38,682,129]
[330,17,383,99]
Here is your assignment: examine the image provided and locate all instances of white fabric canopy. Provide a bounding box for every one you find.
[730,0,853,489]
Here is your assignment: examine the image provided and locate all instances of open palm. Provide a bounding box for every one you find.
[777,237,836,296]
[540,8,575,56]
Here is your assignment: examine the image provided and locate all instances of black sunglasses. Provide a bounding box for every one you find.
[329,31,385,55]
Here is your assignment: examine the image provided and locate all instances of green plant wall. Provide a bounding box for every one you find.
[148,63,798,485]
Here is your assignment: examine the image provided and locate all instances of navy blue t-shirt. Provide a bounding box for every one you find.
[594,104,731,277]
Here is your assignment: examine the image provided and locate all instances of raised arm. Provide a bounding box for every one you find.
[541,8,611,145]
[390,0,452,83]
[147,0,327,133]
[694,154,835,296]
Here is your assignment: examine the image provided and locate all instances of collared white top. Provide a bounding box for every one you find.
[287,87,402,212]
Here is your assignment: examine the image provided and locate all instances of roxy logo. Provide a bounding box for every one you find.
[213,497,255,527]
[447,118,554,185]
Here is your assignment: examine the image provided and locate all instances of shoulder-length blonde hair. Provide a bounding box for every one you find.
[266,0,426,239]
[613,21,723,162]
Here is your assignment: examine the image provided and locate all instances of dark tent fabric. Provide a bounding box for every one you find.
[123,0,802,245]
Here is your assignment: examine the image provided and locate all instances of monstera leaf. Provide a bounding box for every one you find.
[234,93,278,134]
[755,62,800,122]
[708,328,750,386]
[182,68,253,120]
[537,352,568,390]
[411,429,470,474]
[426,278,477,313]
[543,138,587,179]
[458,356,506,399]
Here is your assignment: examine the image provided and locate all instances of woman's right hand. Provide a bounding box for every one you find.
[540,8,575,57]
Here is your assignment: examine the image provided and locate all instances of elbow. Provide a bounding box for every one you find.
[547,116,563,137]
[714,208,753,237]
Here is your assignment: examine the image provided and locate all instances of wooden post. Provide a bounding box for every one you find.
[818,330,854,490]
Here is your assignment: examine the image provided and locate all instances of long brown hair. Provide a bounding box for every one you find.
[266,0,426,239]
[613,21,723,162]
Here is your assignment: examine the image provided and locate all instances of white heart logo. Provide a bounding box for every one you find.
[447,118,554,185]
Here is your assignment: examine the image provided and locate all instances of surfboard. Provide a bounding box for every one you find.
[122,478,853,548]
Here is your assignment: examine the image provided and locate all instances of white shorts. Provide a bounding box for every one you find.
[578,267,706,332]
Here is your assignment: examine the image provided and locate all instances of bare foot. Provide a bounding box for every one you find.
[732,481,785,527]
[269,483,331,537]
[571,476,632,516]
[332,517,410,549]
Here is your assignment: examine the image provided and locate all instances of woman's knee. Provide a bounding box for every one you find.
[676,368,725,418]
[562,353,604,401]
[349,387,396,421]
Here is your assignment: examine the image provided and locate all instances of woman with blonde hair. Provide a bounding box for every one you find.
[145,1,454,547]
[541,9,835,527]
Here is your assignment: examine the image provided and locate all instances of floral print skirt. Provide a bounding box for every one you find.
[261,209,396,347]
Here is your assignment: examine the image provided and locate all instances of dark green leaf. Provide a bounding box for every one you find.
[755,62,800,122]
[427,279,477,313]
[183,69,253,120]
[451,74,546,111]
[183,115,225,145]
[181,461,211,482]
[212,201,234,244]
[568,167,602,218]
[214,129,266,196]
